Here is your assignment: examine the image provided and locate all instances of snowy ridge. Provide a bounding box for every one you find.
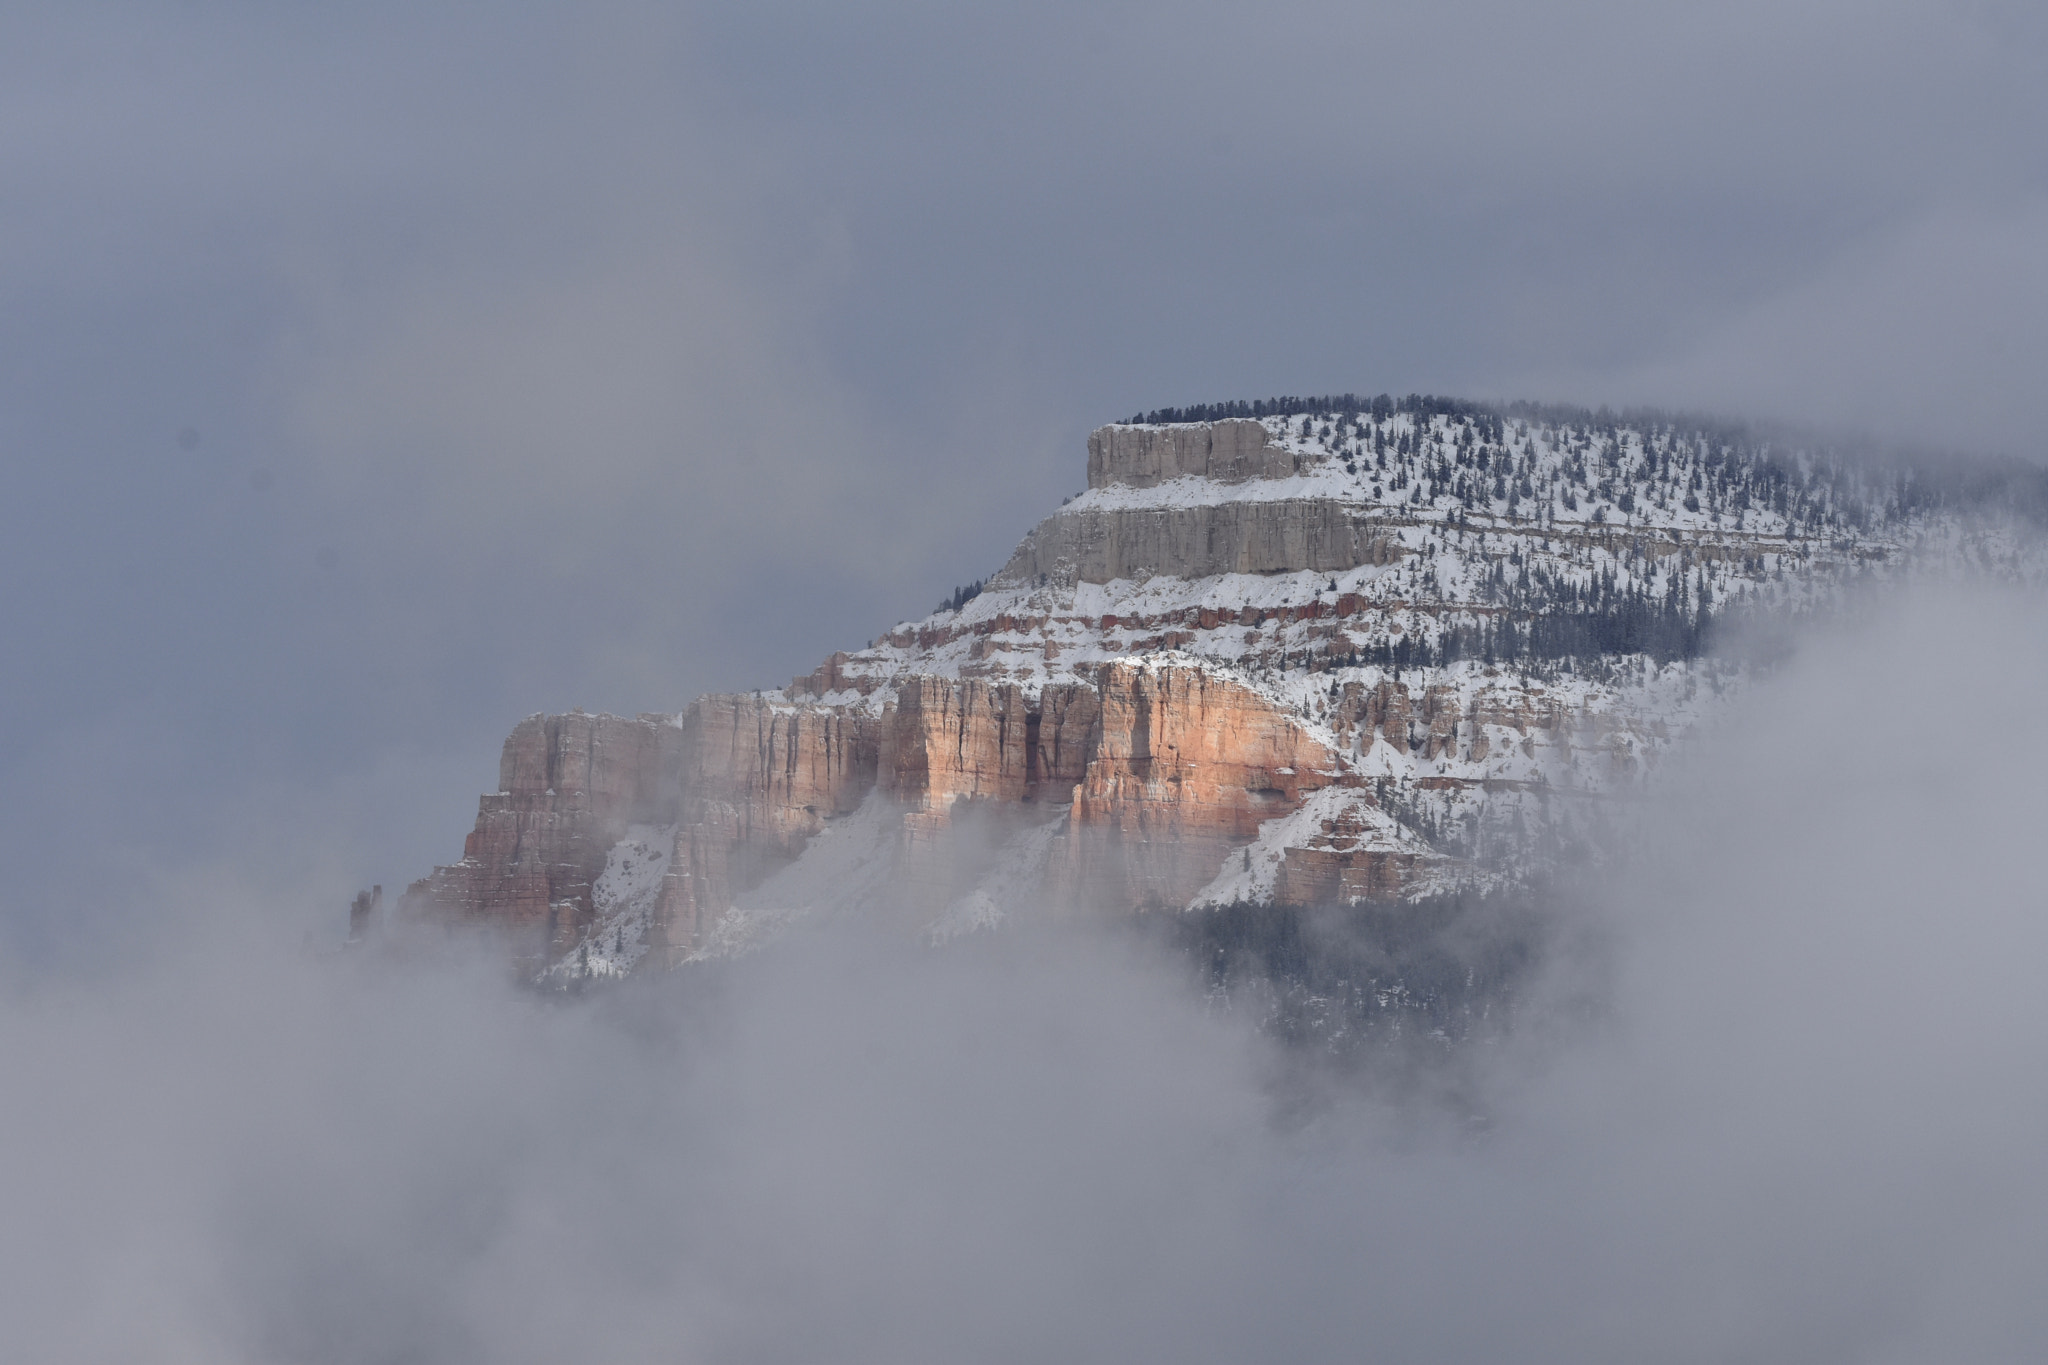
[843,407,2046,701]
[1085,409,1892,536]
[540,404,2048,976]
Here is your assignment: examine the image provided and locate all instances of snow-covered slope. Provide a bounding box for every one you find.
[404,399,2048,980]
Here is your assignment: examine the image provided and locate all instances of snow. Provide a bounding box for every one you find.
[542,823,675,984]
[665,410,2048,937]
[698,798,906,958]
[1062,411,1883,544]
[688,799,1073,960]
[1190,786,1446,908]
[924,813,1068,943]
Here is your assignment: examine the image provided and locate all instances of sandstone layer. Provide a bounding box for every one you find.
[999,499,1406,584]
[1086,419,1296,488]
[406,711,686,967]
[408,658,1646,974]
[409,663,1416,967]
[1052,662,1339,910]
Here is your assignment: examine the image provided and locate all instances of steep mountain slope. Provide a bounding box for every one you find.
[401,397,2045,978]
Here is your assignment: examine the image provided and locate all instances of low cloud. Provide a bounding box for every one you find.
[1607,197,2048,458]
[6,589,2046,1361]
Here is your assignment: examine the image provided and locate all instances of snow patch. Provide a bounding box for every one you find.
[1190,786,1444,909]
[541,824,674,984]
[695,797,906,959]
[924,813,1068,943]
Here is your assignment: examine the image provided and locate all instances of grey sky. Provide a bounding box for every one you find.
[3,1,2045,936]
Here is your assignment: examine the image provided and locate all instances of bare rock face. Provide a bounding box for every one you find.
[408,659,1660,970]
[881,678,1101,808]
[414,680,1106,966]
[408,664,1356,962]
[648,695,881,964]
[1054,662,1337,910]
[1271,803,1438,906]
[884,679,1033,807]
[1000,499,1404,584]
[1087,419,1295,488]
[405,712,686,969]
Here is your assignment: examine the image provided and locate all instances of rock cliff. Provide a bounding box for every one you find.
[407,711,685,966]
[1052,661,1338,911]
[1000,498,1405,583]
[406,399,2046,978]
[1086,419,1296,488]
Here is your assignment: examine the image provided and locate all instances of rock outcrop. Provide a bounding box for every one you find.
[1087,419,1296,488]
[1053,662,1338,910]
[406,400,2040,977]
[647,695,880,965]
[407,711,686,966]
[999,498,1406,584]
[412,665,1342,965]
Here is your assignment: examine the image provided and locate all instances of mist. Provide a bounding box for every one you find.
[4,588,2044,1362]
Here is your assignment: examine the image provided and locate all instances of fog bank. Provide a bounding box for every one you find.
[3,590,2044,1361]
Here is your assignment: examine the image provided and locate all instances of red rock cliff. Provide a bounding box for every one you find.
[405,711,685,968]
[408,661,1374,966]
[1054,662,1338,910]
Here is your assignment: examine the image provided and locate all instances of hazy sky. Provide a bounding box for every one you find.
[4,1,2046,937]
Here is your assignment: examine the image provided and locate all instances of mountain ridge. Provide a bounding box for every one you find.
[390,398,2048,981]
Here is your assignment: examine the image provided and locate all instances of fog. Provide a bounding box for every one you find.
[5,590,2044,1362]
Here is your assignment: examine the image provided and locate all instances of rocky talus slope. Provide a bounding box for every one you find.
[401,399,2045,978]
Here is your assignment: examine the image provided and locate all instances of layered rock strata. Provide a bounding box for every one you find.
[1001,499,1406,583]
[1087,418,1296,487]
[409,404,2043,977]
[412,665,1337,967]
[407,711,687,965]
[1053,662,1339,911]
[409,654,1665,972]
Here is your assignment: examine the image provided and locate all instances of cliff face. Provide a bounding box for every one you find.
[647,679,1099,963]
[1000,498,1405,583]
[408,405,2039,977]
[1086,419,1296,488]
[407,712,685,966]
[410,651,1653,973]
[1054,662,1338,911]
[414,666,1334,964]
[648,696,880,966]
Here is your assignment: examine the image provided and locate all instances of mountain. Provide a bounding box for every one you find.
[394,396,2046,981]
